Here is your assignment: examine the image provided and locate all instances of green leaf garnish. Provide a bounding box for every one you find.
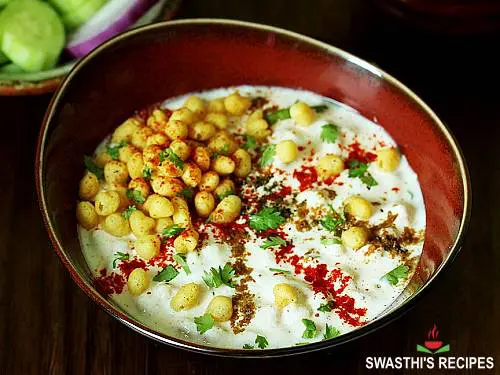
[173,253,191,275]
[258,144,276,167]
[211,144,230,159]
[320,123,340,143]
[360,173,378,187]
[320,238,342,245]
[162,225,185,238]
[126,189,145,205]
[122,205,137,220]
[83,155,104,179]
[269,268,291,275]
[106,141,127,160]
[243,134,258,150]
[255,335,269,349]
[261,236,286,249]
[323,324,340,340]
[318,301,335,312]
[177,187,194,199]
[159,148,184,169]
[311,104,329,113]
[264,104,327,125]
[264,108,291,125]
[321,215,344,232]
[194,313,215,334]
[301,319,317,339]
[153,265,179,282]
[243,344,254,349]
[202,263,235,288]
[217,190,234,201]
[143,166,152,180]
[382,264,409,285]
[347,159,378,188]
[112,251,129,268]
[249,207,285,231]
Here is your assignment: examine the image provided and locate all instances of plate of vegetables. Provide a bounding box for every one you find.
[0,0,181,95]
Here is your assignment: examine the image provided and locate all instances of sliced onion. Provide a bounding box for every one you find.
[67,0,159,58]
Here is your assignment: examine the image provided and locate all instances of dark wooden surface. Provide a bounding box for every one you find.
[1,1,499,374]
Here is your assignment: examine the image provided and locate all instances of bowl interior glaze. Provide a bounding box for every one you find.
[37,19,470,357]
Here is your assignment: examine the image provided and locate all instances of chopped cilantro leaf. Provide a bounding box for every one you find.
[360,173,378,187]
[83,155,104,179]
[211,144,230,159]
[264,108,291,124]
[122,205,137,220]
[106,141,127,160]
[143,166,152,180]
[217,190,234,201]
[126,189,145,204]
[320,123,340,143]
[261,236,286,249]
[177,187,194,199]
[255,335,269,349]
[302,319,317,339]
[347,159,368,177]
[152,265,179,282]
[203,263,235,288]
[320,238,342,245]
[243,134,258,150]
[321,215,344,232]
[382,264,409,285]
[159,148,184,169]
[323,324,340,340]
[347,159,378,188]
[269,268,291,275]
[259,144,276,167]
[112,251,129,268]
[243,344,254,349]
[162,225,185,238]
[173,253,191,275]
[318,301,335,312]
[194,313,214,334]
[249,207,285,231]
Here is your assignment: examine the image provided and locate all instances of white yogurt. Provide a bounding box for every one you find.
[78,86,425,349]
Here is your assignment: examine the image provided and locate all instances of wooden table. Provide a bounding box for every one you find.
[1,1,498,373]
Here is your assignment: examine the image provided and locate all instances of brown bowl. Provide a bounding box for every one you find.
[36,19,471,357]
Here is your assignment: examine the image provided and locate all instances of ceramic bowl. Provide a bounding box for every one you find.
[36,19,471,357]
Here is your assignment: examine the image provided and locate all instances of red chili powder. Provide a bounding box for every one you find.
[269,243,366,326]
[345,142,377,164]
[267,186,292,201]
[94,269,125,295]
[293,166,318,191]
[118,258,147,277]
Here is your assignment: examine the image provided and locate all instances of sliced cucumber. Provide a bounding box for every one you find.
[0,63,24,73]
[0,0,65,72]
[55,0,107,29]
[50,0,106,15]
[0,51,9,65]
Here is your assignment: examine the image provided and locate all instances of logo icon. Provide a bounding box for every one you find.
[416,324,450,354]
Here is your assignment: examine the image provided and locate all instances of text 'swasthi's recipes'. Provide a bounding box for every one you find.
[76,86,425,349]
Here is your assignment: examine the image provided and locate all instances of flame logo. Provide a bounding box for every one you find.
[416,324,450,354]
[427,324,439,340]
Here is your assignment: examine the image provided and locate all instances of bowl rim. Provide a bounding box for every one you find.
[35,18,472,358]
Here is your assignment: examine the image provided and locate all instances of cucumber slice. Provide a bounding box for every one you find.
[0,63,24,73]
[0,51,10,65]
[0,0,65,72]
[50,0,105,16]
[60,0,107,29]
